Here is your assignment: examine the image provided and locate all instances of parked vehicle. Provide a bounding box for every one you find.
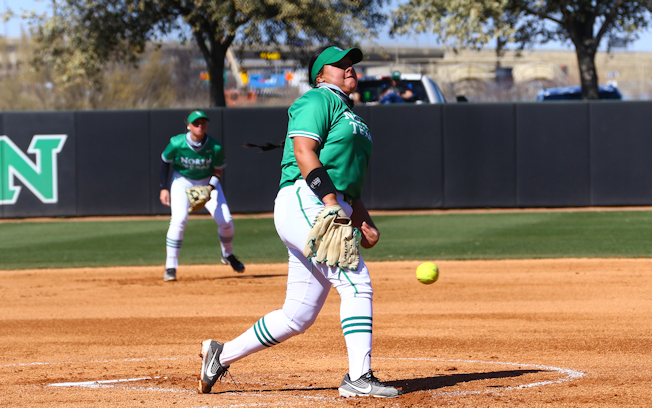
[536,85,622,101]
[355,73,447,104]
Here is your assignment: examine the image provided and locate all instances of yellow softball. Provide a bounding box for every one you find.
[416,262,439,285]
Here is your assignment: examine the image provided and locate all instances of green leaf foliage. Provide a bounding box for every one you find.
[390,0,652,99]
[28,0,388,106]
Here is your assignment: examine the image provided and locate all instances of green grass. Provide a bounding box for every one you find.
[373,211,652,260]
[1,210,652,270]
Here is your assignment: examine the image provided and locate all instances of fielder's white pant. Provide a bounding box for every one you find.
[165,172,234,269]
[219,179,374,381]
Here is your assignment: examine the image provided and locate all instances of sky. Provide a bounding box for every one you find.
[5,0,652,52]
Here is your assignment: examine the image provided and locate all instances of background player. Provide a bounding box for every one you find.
[198,46,399,398]
[159,110,244,281]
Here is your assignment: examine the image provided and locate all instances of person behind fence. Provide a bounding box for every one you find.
[379,71,414,103]
[159,109,245,282]
[197,45,400,399]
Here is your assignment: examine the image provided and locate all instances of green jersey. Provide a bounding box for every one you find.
[279,86,372,201]
[161,133,225,180]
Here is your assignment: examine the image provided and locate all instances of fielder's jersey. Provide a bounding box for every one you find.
[161,133,225,180]
[279,86,372,201]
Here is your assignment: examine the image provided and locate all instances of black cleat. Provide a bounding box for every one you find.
[222,254,245,273]
[164,268,177,281]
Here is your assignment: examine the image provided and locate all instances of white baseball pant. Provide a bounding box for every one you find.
[165,172,234,269]
[219,179,374,381]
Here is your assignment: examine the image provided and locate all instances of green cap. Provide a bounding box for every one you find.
[187,110,209,124]
[391,71,401,80]
[310,46,363,87]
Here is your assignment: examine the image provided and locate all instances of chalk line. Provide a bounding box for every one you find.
[31,355,585,402]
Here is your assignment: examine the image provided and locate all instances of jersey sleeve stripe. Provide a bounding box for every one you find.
[288,131,321,143]
[161,153,173,163]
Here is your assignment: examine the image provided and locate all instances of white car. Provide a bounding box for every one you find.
[355,73,447,105]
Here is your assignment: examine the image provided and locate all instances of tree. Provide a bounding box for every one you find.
[26,0,387,107]
[390,0,652,99]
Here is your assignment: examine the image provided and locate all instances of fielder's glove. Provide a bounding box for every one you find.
[303,205,361,270]
[185,185,212,213]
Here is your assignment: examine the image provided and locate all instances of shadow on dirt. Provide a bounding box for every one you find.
[211,274,286,280]
[386,369,545,393]
[211,369,547,396]
[179,274,286,283]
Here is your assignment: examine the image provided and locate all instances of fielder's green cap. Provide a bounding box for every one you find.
[310,46,363,87]
[187,110,209,124]
[391,71,401,80]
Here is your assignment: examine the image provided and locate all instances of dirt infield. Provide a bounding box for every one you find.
[1,259,651,407]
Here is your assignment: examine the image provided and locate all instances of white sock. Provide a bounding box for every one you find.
[340,297,373,381]
[220,309,300,367]
[218,224,234,257]
[165,237,182,269]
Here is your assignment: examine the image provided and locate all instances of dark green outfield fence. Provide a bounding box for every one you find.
[1,101,651,218]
